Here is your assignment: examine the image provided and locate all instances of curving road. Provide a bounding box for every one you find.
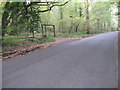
[3,32,118,88]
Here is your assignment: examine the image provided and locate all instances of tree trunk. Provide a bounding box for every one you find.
[97,19,100,31]
[75,23,79,33]
[118,1,120,30]
[85,0,90,34]
[59,6,64,32]
[103,22,106,31]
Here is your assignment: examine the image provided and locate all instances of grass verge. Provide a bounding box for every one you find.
[3,36,55,53]
[36,33,98,38]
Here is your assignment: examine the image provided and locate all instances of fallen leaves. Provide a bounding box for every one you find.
[3,34,95,60]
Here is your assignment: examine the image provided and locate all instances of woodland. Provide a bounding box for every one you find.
[0,0,120,54]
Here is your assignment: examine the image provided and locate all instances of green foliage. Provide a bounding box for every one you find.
[90,2,113,33]
[3,36,27,45]
[34,37,56,44]
[2,2,41,36]
[2,1,118,37]
[3,36,55,52]
[1,0,119,53]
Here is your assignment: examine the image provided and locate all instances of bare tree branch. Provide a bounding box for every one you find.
[37,1,70,12]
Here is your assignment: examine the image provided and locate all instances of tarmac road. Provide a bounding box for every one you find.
[2,32,118,88]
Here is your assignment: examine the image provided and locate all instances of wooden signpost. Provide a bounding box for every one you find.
[41,24,56,37]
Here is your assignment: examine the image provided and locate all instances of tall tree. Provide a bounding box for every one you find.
[1,1,70,36]
[118,1,120,30]
[2,2,10,36]
[84,0,90,34]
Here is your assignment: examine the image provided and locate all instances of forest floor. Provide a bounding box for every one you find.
[2,34,96,60]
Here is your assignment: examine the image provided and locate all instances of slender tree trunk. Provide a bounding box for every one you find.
[97,19,100,31]
[79,7,82,17]
[75,23,79,33]
[108,22,111,31]
[118,1,120,30]
[60,7,63,20]
[59,6,63,33]
[103,22,106,32]
[100,21,103,32]
[85,0,90,34]
[59,27,61,33]
[69,25,73,33]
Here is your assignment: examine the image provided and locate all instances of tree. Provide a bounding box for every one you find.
[85,0,90,34]
[1,1,70,36]
[90,2,112,33]
[118,1,120,30]
[2,2,10,36]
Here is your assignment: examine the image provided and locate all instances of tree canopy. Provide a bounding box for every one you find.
[1,0,118,37]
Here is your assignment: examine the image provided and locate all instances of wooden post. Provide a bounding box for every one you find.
[41,24,44,35]
[42,24,55,37]
[32,30,34,38]
[45,25,47,35]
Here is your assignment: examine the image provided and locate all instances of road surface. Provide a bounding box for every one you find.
[3,32,118,88]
